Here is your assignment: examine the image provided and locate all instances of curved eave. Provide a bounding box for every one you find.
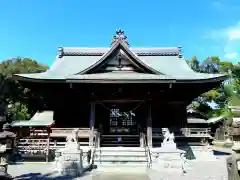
[12,72,228,84]
[12,73,66,83]
[79,40,161,75]
[175,74,228,83]
[66,79,176,83]
[11,120,54,127]
[66,73,176,84]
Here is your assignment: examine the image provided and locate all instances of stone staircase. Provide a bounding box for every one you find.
[100,134,140,147]
[93,147,149,169]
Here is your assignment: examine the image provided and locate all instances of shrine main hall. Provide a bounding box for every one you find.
[13,29,227,147]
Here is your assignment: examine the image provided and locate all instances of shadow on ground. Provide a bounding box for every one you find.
[13,166,94,180]
[14,171,91,180]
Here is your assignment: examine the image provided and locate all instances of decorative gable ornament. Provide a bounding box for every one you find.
[111,29,129,46]
[116,52,124,69]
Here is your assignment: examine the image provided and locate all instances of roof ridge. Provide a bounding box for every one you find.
[58,46,181,57]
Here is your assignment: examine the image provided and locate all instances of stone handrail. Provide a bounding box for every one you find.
[90,131,100,165]
[142,133,152,168]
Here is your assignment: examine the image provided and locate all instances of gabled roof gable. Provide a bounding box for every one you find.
[79,39,161,75]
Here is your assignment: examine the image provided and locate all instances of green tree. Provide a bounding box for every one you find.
[0,57,48,120]
[186,56,200,72]
[187,56,233,119]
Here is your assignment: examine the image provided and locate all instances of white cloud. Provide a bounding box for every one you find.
[228,29,240,40]
[205,21,240,61]
[224,52,238,59]
[211,1,240,12]
[211,1,224,11]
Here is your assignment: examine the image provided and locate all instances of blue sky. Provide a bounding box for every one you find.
[1,0,240,66]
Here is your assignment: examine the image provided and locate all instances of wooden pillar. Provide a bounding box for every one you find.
[147,101,152,147]
[89,102,95,147]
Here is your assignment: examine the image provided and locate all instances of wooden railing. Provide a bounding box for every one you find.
[17,138,51,162]
[50,141,89,149]
[50,128,97,138]
[144,128,211,138]
[17,138,90,155]
[181,128,211,137]
[17,138,48,150]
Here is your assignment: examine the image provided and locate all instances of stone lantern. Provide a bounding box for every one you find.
[227,145,240,180]
[0,104,15,179]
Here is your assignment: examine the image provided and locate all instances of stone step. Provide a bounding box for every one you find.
[94,147,149,167]
[93,166,149,173]
[101,138,140,141]
[100,134,140,147]
[101,134,139,137]
[94,161,148,167]
[97,147,145,152]
[94,156,147,161]
[100,140,139,142]
[100,144,140,147]
[95,151,146,156]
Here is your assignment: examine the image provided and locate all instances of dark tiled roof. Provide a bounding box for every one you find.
[13,30,227,83]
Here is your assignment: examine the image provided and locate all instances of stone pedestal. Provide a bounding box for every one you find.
[54,129,84,177]
[161,142,177,150]
[151,143,186,172]
[156,151,183,169]
[59,149,83,177]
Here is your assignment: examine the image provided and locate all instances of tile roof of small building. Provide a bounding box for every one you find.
[11,111,54,127]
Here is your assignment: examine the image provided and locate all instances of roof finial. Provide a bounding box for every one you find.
[111,29,129,46]
[58,47,63,58]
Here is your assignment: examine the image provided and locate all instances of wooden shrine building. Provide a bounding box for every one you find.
[13,29,228,147]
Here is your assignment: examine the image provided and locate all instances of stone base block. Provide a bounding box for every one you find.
[161,143,177,150]
[57,149,83,177]
[151,148,186,172]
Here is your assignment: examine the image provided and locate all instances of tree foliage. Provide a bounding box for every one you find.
[186,56,239,120]
[0,57,48,120]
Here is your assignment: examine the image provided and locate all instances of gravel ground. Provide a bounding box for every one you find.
[8,157,228,180]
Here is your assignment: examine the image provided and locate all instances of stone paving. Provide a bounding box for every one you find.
[8,157,229,180]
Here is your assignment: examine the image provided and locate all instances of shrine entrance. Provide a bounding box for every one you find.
[96,101,145,147]
[108,105,138,135]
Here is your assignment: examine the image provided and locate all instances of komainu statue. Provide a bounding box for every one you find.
[163,129,175,144]
[66,128,79,144]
